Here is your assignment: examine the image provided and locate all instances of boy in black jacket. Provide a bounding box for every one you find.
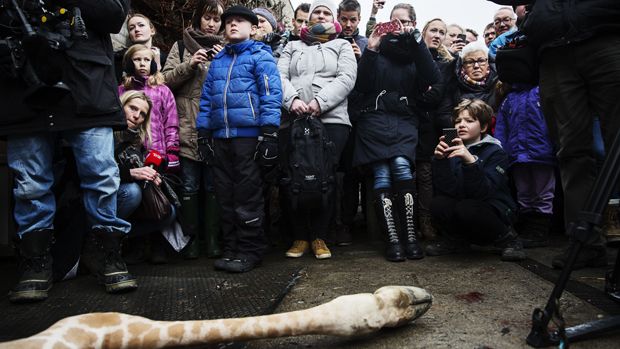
[426,99,525,261]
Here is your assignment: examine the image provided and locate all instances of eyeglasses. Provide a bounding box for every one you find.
[463,58,488,67]
[493,17,514,25]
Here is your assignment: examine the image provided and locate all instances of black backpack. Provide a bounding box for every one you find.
[281,115,337,211]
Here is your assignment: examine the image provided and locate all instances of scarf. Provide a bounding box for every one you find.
[300,21,342,45]
[183,27,224,55]
[379,33,415,64]
[459,68,490,87]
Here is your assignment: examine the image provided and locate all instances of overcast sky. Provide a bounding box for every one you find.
[289,0,505,41]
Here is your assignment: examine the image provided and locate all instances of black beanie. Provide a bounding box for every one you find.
[221,5,259,26]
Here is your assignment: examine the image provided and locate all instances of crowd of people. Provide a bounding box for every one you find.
[3,0,620,305]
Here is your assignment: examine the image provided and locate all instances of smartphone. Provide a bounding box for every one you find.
[374,20,401,36]
[443,128,458,146]
[456,33,468,44]
[206,48,217,59]
[344,36,355,43]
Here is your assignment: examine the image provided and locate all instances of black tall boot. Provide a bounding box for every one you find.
[82,229,138,294]
[9,229,54,303]
[394,180,424,260]
[181,191,200,259]
[374,189,405,262]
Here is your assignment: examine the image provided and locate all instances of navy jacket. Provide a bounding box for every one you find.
[197,39,282,138]
[433,135,516,223]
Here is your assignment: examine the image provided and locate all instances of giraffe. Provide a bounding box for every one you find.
[0,285,432,349]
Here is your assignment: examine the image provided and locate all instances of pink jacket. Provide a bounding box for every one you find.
[119,77,180,172]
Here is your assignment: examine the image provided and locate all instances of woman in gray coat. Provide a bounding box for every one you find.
[277,0,357,260]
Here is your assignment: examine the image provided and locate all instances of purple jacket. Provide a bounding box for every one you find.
[118,77,180,171]
[494,85,555,167]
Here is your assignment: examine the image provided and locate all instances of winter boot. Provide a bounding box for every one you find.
[394,181,424,260]
[204,191,222,258]
[603,200,620,247]
[82,229,138,293]
[493,227,526,262]
[518,211,552,248]
[418,212,437,241]
[180,192,200,259]
[551,230,608,270]
[9,229,54,303]
[375,189,405,262]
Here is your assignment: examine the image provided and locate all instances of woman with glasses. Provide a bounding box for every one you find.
[352,3,441,262]
[436,40,499,132]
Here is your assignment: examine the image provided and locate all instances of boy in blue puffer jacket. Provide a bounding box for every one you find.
[197,5,282,273]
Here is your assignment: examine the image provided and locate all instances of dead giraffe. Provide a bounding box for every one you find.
[0,285,433,349]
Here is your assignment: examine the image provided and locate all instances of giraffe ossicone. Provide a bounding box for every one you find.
[1,285,433,349]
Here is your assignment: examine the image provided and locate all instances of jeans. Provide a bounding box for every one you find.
[8,128,131,237]
[117,183,142,219]
[180,156,214,193]
[372,156,414,190]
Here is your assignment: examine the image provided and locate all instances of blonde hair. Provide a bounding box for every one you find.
[126,14,156,39]
[421,18,454,63]
[120,90,153,146]
[121,44,165,88]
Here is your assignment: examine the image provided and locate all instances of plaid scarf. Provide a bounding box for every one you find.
[300,21,342,45]
[460,68,490,87]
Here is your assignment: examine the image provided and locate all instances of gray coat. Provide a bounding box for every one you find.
[277,38,357,126]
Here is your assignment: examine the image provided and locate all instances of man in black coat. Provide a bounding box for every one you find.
[0,0,138,303]
[489,0,620,269]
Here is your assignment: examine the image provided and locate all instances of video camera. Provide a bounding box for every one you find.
[0,0,87,107]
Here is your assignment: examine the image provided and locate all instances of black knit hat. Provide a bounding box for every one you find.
[221,5,259,26]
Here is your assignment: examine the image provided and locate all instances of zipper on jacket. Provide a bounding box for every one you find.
[223,53,237,138]
[263,75,270,96]
[248,92,256,120]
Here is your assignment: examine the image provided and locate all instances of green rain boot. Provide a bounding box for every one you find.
[181,192,201,259]
[204,192,222,258]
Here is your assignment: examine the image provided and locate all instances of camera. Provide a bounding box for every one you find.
[0,0,87,107]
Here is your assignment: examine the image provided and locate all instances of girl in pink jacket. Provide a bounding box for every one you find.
[119,44,180,172]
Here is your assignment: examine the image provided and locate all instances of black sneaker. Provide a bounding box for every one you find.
[226,258,261,273]
[213,252,234,271]
[551,245,607,270]
[425,239,461,256]
[336,224,353,247]
[498,239,526,261]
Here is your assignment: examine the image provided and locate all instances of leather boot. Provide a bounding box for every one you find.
[9,229,54,303]
[394,180,424,260]
[494,227,526,262]
[375,189,405,262]
[82,229,138,293]
[180,192,200,259]
[204,191,222,258]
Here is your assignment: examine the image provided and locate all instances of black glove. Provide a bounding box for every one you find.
[255,126,279,169]
[197,130,215,165]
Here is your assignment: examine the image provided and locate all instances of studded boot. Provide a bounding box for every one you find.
[374,189,405,262]
[394,180,424,260]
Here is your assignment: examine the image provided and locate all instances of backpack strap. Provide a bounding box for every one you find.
[177,40,185,63]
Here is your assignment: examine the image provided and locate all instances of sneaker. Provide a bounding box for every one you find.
[311,239,332,259]
[213,253,234,271]
[335,225,353,246]
[551,245,608,270]
[285,240,309,258]
[425,239,460,256]
[498,239,526,262]
[226,258,261,273]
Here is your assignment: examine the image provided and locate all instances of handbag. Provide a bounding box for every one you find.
[133,181,172,221]
[495,31,538,85]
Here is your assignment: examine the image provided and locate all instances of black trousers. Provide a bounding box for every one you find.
[431,195,507,244]
[212,137,266,261]
[539,34,620,244]
[285,123,350,241]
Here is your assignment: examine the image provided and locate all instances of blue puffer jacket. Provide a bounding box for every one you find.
[197,39,282,138]
[494,85,555,167]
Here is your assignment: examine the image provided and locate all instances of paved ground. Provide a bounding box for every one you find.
[245,238,620,349]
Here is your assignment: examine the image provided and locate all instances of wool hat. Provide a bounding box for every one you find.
[253,8,277,31]
[221,5,258,26]
[309,0,337,20]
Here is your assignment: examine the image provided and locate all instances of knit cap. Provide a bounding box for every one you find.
[253,8,278,31]
[309,0,338,19]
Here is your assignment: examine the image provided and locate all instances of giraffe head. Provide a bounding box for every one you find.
[373,286,433,328]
